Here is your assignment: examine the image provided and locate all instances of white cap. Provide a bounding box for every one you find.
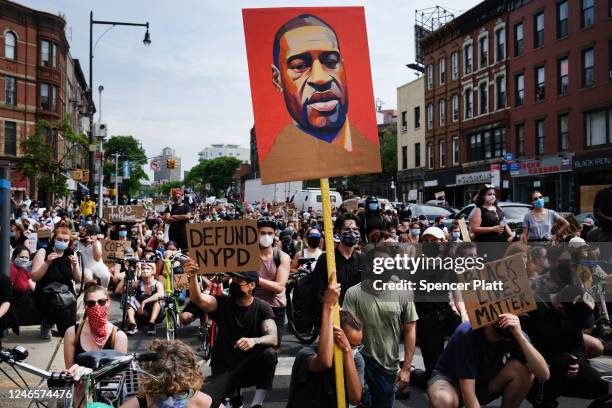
[422,227,445,240]
[583,217,594,226]
[568,236,587,248]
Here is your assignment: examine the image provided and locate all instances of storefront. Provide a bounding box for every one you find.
[510,155,573,212]
[572,148,612,213]
[398,168,424,203]
[455,169,493,207]
[10,169,29,200]
[423,168,461,207]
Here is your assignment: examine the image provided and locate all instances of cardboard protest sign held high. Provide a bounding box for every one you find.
[104,205,145,223]
[187,219,260,274]
[101,240,131,262]
[243,7,381,184]
[457,218,471,242]
[460,253,536,329]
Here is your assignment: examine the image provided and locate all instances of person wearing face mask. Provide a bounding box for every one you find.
[527,246,550,278]
[255,216,291,347]
[521,190,569,244]
[31,227,82,339]
[359,196,385,243]
[449,222,462,242]
[146,228,166,252]
[164,188,192,251]
[279,228,297,259]
[470,185,515,261]
[188,268,278,408]
[404,221,422,244]
[9,222,27,248]
[79,194,96,225]
[9,246,37,329]
[287,283,365,408]
[125,262,165,336]
[292,228,323,273]
[77,225,111,288]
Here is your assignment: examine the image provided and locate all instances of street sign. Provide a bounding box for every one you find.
[150,159,161,172]
[501,164,508,171]
[111,176,123,183]
[504,152,515,162]
[510,163,520,171]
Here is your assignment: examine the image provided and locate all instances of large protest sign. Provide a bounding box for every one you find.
[460,253,536,329]
[104,205,145,223]
[187,219,260,274]
[101,240,132,262]
[243,7,381,184]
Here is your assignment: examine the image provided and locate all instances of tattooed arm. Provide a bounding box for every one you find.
[234,318,278,351]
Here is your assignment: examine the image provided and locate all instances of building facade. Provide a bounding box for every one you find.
[397,77,426,202]
[154,147,182,183]
[198,143,250,164]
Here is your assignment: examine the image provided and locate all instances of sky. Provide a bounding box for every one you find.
[23,0,477,178]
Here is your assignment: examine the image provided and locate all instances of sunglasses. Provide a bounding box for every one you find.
[85,299,108,308]
[532,196,543,200]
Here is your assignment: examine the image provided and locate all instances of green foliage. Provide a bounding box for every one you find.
[185,156,241,196]
[155,180,183,197]
[103,136,149,196]
[17,116,87,201]
[379,126,397,177]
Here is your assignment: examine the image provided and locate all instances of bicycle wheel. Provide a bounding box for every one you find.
[285,281,319,345]
[120,289,129,331]
[165,308,179,340]
[198,323,212,361]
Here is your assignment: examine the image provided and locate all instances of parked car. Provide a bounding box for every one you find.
[340,197,393,213]
[407,204,455,229]
[453,202,532,233]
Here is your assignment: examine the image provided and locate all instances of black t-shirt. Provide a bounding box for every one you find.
[165,202,191,248]
[208,295,275,374]
[34,247,76,297]
[313,248,362,306]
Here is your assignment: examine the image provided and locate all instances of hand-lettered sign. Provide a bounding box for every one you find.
[104,205,145,223]
[101,239,131,262]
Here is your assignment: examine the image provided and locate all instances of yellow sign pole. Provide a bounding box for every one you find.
[320,177,346,408]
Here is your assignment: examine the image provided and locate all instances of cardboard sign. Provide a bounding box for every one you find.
[25,233,37,253]
[457,218,471,242]
[37,229,52,239]
[243,7,381,184]
[101,239,131,262]
[104,205,145,223]
[187,219,260,274]
[460,254,536,329]
[173,274,190,291]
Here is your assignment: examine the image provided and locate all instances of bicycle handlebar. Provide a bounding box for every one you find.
[107,256,157,264]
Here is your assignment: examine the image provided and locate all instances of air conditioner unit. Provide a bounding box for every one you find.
[94,123,108,139]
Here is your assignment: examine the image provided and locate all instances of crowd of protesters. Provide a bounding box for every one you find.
[2,184,612,408]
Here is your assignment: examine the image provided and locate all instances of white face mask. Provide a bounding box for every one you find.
[259,234,274,248]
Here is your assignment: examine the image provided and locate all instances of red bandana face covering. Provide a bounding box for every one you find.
[85,303,110,347]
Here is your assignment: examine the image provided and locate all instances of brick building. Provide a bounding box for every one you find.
[419,0,612,212]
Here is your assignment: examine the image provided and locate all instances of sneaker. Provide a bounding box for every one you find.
[126,324,138,336]
[147,323,156,335]
[40,324,52,339]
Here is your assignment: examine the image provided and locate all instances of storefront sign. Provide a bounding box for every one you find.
[512,156,573,177]
[490,165,500,188]
[424,180,438,187]
[573,150,612,172]
[456,171,491,186]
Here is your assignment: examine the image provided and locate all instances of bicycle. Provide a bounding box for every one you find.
[197,273,226,361]
[0,345,157,408]
[285,257,319,344]
[160,250,190,340]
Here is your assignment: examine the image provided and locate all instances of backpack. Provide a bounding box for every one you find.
[273,248,281,268]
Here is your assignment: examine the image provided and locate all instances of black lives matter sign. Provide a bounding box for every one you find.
[460,253,536,329]
[187,219,260,274]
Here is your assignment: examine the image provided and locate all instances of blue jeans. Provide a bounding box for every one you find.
[362,353,397,408]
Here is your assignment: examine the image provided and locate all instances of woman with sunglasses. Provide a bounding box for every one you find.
[31,227,82,339]
[521,190,570,243]
[63,281,128,369]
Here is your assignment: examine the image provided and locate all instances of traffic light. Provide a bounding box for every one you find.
[166,159,176,169]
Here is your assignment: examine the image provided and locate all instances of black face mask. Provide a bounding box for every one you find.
[307,237,321,248]
[422,242,443,257]
[341,231,360,247]
[229,282,246,301]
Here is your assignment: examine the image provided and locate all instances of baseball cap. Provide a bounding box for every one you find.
[118,224,128,230]
[422,227,446,240]
[568,236,587,248]
[582,217,594,227]
[228,271,259,285]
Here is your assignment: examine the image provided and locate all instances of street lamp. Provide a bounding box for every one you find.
[96,85,105,219]
[88,11,151,195]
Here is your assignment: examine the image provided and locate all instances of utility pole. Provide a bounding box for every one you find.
[97,85,104,220]
[0,163,10,277]
[114,153,120,206]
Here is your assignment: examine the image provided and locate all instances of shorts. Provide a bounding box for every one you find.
[128,297,164,325]
[428,369,498,406]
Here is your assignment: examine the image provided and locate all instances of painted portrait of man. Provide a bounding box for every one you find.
[243,8,381,184]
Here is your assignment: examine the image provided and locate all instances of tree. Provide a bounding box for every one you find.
[155,180,182,197]
[185,156,241,196]
[103,136,148,197]
[17,117,87,205]
[379,126,397,177]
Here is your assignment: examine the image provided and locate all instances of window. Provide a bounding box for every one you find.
[464,43,473,74]
[465,87,473,119]
[427,103,433,129]
[514,23,524,56]
[536,119,545,154]
[451,51,458,80]
[414,106,421,128]
[558,57,569,95]
[40,83,58,111]
[452,136,459,165]
[583,48,594,88]
[479,35,488,67]
[41,40,50,66]
[415,142,421,167]
[559,114,569,151]
[427,143,433,169]
[479,82,488,114]
[496,76,506,109]
[558,1,569,38]
[452,94,459,122]
[439,99,446,126]
[535,66,545,101]
[516,124,525,157]
[585,108,612,146]
[4,32,16,60]
[439,140,446,167]
[495,28,505,61]
[401,111,407,132]
[439,58,446,85]
[4,121,16,155]
[467,127,507,161]
[534,13,544,48]
[427,64,433,90]
[582,0,595,28]
[5,76,16,106]
[515,74,525,106]
[402,146,408,169]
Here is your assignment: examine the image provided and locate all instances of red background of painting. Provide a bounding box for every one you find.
[242,7,379,162]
